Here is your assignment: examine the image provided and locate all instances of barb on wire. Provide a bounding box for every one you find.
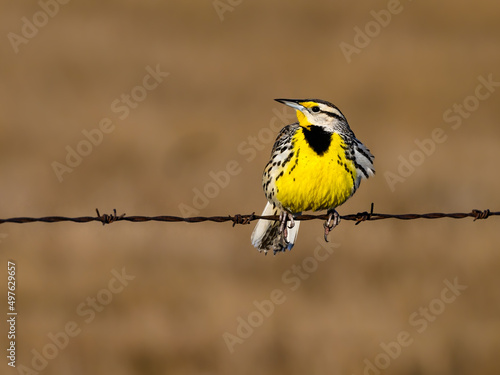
[0,204,497,226]
[96,208,126,225]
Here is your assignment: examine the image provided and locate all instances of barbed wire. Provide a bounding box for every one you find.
[0,205,497,226]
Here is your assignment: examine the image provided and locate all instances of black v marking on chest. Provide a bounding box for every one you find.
[301,126,332,156]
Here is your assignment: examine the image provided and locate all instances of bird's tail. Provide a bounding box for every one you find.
[251,202,300,254]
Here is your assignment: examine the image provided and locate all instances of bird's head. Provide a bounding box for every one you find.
[275,98,347,129]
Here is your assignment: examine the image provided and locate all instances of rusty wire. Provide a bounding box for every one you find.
[0,205,497,226]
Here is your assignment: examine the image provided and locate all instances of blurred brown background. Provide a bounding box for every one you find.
[1,1,500,374]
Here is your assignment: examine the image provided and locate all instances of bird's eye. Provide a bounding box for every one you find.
[311,106,320,113]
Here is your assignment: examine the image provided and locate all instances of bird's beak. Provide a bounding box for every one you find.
[274,98,306,112]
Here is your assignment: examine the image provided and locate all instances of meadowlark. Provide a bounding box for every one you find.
[251,99,375,255]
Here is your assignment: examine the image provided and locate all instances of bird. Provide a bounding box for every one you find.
[251,98,375,255]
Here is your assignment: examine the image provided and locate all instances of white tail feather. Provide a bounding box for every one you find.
[251,202,301,254]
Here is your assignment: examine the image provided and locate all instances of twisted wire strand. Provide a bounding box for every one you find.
[0,206,496,226]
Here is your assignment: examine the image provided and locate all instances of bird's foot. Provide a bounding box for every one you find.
[275,211,296,254]
[323,209,340,242]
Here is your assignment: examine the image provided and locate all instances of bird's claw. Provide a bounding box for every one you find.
[275,211,295,254]
[323,210,340,242]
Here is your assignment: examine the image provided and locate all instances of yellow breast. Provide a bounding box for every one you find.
[275,128,356,213]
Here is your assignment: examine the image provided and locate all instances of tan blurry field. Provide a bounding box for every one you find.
[1,1,500,374]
